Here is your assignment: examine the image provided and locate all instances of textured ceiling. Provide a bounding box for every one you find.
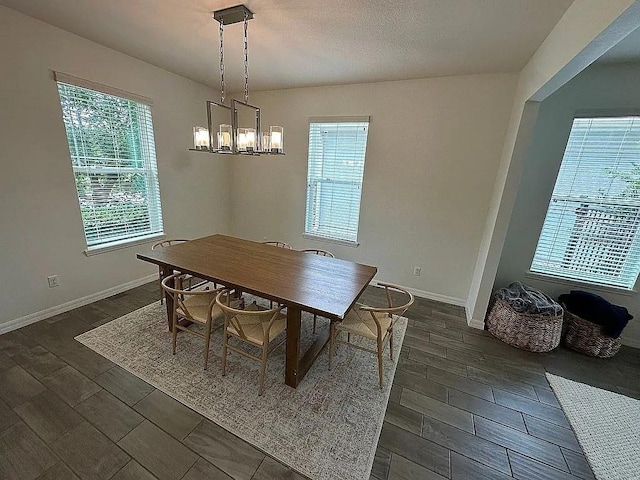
[0,0,574,91]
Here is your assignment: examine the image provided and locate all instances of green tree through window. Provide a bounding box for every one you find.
[57,81,163,249]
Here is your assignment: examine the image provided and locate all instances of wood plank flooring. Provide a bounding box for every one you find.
[1,282,639,479]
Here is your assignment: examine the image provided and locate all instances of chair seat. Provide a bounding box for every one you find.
[176,288,240,324]
[337,303,393,340]
[175,291,219,323]
[227,302,287,345]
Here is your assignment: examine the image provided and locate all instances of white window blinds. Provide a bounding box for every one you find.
[56,80,163,249]
[305,118,370,243]
[531,116,640,289]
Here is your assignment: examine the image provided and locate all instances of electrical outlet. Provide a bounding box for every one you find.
[47,275,59,288]
[413,266,422,276]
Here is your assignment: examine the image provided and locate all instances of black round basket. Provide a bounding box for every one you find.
[562,308,621,358]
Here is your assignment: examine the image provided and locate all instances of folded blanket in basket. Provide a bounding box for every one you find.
[495,282,562,316]
[558,290,632,338]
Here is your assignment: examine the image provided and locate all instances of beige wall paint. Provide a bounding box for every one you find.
[497,63,640,348]
[228,75,518,304]
[0,6,229,327]
[3,0,640,336]
[466,0,640,325]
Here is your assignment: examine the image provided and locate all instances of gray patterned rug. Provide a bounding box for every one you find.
[75,299,407,480]
[546,373,640,480]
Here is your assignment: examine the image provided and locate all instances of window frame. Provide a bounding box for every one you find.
[54,72,164,255]
[303,116,370,246]
[530,113,640,291]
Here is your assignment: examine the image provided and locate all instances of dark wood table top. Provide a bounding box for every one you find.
[137,235,377,319]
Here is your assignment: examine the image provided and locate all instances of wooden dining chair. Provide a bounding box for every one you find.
[152,239,190,304]
[215,290,287,395]
[329,282,414,388]
[161,273,228,370]
[301,248,335,333]
[261,241,291,249]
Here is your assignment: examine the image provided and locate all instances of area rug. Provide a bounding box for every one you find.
[546,373,640,480]
[75,299,407,480]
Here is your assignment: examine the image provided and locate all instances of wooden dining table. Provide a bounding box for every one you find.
[136,234,377,388]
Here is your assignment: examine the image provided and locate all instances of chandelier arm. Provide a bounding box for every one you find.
[243,11,249,103]
[219,19,225,103]
[195,5,283,156]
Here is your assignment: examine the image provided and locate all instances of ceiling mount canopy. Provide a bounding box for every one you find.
[191,4,284,156]
[213,4,254,26]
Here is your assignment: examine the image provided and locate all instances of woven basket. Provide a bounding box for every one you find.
[486,299,563,352]
[562,308,622,358]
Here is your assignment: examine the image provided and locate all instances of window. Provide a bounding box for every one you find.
[55,74,163,252]
[531,116,640,289]
[304,117,370,244]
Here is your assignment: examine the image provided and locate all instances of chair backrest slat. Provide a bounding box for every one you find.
[152,239,190,250]
[161,272,221,323]
[360,282,414,316]
[301,248,335,258]
[262,241,291,249]
[216,290,283,343]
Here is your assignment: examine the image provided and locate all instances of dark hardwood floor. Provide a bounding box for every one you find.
[1,282,639,479]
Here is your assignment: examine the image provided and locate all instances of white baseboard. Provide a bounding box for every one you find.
[464,297,487,331]
[372,281,486,329]
[466,316,486,330]
[372,280,467,307]
[0,274,157,335]
[3,276,485,335]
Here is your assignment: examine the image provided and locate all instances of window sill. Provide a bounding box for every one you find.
[302,233,359,248]
[524,271,637,296]
[84,233,165,256]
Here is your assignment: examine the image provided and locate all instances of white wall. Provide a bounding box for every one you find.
[466,0,640,327]
[0,6,230,327]
[5,0,639,338]
[496,63,640,348]
[228,75,518,304]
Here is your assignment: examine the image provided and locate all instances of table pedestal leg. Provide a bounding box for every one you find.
[285,307,331,388]
[285,307,301,387]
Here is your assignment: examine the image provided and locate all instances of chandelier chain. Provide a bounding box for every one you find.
[243,11,249,103]
[219,19,225,103]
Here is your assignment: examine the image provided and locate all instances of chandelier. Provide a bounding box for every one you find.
[191,5,284,155]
